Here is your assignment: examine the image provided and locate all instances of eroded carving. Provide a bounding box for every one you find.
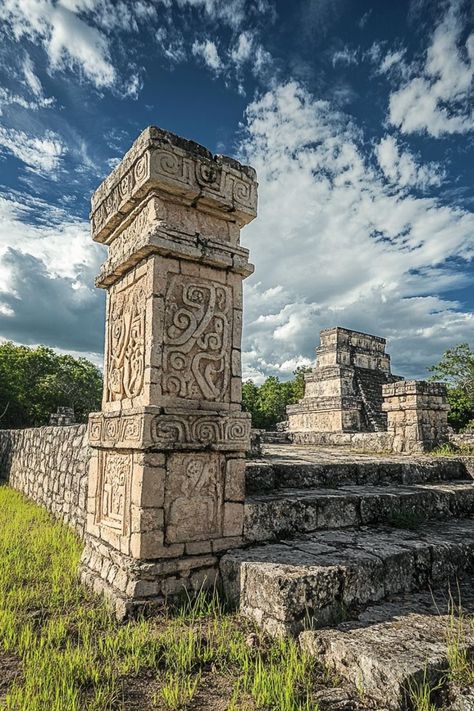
[163,274,231,401]
[107,276,146,401]
[165,453,223,543]
[96,451,131,531]
[152,414,250,448]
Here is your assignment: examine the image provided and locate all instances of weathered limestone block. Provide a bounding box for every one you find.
[382,380,449,453]
[80,126,257,618]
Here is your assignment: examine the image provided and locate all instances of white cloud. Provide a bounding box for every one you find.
[0,126,65,174]
[0,192,105,354]
[0,0,116,88]
[238,81,474,382]
[22,55,43,97]
[332,46,359,67]
[175,0,261,29]
[231,31,254,65]
[388,1,474,136]
[192,38,222,72]
[375,134,444,190]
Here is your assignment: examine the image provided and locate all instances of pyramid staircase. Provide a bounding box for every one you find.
[221,446,474,710]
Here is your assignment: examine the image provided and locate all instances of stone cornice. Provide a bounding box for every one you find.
[91,126,258,243]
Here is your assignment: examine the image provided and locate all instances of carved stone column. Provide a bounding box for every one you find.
[79,127,257,618]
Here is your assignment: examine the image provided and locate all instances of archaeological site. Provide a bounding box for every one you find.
[1,126,474,710]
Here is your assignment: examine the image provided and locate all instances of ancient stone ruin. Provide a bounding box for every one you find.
[79,126,258,618]
[0,125,473,710]
[49,406,75,426]
[287,326,450,453]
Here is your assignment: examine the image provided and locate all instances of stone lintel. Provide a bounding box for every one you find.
[91,126,258,243]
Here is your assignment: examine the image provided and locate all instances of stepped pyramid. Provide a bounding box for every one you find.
[287,326,401,436]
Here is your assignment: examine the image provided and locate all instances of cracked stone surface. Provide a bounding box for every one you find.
[244,481,474,541]
[222,518,474,636]
[300,582,474,711]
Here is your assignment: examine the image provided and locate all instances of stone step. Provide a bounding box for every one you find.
[220,518,474,637]
[244,481,474,542]
[246,456,471,494]
[300,581,474,711]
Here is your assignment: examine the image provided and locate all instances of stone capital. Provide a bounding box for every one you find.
[91,126,258,245]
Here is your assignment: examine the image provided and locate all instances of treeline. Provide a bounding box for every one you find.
[242,367,310,430]
[0,341,472,433]
[428,343,474,431]
[0,342,102,429]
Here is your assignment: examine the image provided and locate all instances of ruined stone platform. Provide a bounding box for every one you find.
[220,444,474,709]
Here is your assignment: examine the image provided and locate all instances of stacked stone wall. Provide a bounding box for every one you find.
[0,425,91,537]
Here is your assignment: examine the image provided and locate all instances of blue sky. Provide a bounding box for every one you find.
[0,0,473,381]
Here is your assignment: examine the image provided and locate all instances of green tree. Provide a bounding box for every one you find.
[428,343,474,431]
[0,342,103,429]
[242,366,311,430]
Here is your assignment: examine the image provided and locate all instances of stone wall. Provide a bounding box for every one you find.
[0,425,91,537]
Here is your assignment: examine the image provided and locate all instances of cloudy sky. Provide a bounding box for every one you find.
[0,0,473,381]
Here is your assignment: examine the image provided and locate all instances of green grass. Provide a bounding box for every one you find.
[0,486,325,710]
[430,442,474,457]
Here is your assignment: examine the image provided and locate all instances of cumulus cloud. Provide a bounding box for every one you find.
[0,0,117,88]
[375,135,444,190]
[0,193,105,355]
[0,127,66,175]
[238,81,474,381]
[388,0,474,136]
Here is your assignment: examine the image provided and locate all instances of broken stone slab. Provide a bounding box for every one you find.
[244,481,474,542]
[220,518,474,636]
[300,581,474,711]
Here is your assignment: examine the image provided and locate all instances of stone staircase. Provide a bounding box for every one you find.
[221,446,474,710]
[355,368,398,432]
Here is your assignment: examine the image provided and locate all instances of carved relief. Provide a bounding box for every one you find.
[163,274,231,401]
[152,414,250,448]
[107,276,146,402]
[89,415,141,444]
[165,453,223,543]
[96,451,131,532]
[92,140,257,240]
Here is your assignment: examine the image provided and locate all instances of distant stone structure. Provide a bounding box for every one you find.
[287,327,400,437]
[287,327,449,453]
[79,126,258,618]
[49,406,75,426]
[383,380,450,453]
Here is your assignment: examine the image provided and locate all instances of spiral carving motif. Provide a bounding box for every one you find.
[163,274,231,401]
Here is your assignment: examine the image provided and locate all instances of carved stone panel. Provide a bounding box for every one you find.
[163,274,232,402]
[106,275,147,402]
[165,452,224,543]
[96,451,131,532]
[151,413,250,449]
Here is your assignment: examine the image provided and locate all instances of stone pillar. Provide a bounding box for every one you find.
[382,381,449,453]
[79,126,257,618]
